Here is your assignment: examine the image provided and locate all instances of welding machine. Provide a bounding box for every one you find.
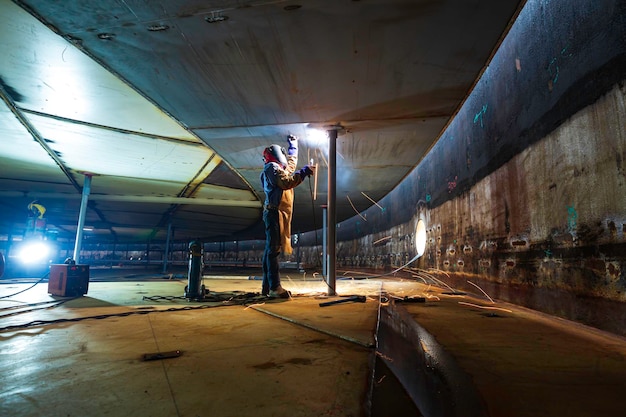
[48,263,90,296]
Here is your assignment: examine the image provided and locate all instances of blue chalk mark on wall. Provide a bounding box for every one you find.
[547,46,572,88]
[473,104,488,128]
[566,205,578,233]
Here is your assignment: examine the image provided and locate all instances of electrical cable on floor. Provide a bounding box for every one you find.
[0,271,49,299]
[0,289,341,333]
[143,290,262,304]
[0,302,233,333]
[0,299,67,311]
[0,299,71,320]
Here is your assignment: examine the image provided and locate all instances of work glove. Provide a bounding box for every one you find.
[297,165,315,179]
[287,135,298,156]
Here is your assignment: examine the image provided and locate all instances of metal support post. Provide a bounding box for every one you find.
[327,129,337,296]
[162,222,172,273]
[73,174,92,263]
[322,205,327,279]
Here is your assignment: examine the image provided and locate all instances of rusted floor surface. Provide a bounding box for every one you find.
[1,270,625,417]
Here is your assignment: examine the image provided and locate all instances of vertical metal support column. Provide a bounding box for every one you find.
[327,129,337,296]
[322,205,327,278]
[162,222,172,273]
[73,174,92,263]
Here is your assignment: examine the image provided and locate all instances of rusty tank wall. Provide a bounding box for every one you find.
[296,0,626,336]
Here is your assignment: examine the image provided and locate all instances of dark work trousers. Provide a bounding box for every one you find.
[262,208,281,293]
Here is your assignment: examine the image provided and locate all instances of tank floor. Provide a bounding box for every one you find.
[1,267,625,416]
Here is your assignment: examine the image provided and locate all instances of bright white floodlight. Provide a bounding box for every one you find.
[17,241,51,264]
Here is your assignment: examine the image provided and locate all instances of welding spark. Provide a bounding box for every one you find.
[376,375,387,384]
[342,270,371,277]
[429,268,451,279]
[375,351,394,362]
[410,274,429,285]
[467,280,495,303]
[346,195,367,221]
[373,236,392,245]
[361,192,384,210]
[418,269,456,293]
[458,301,512,313]
[317,148,328,168]
[303,128,329,148]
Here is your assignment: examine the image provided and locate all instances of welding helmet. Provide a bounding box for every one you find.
[262,144,288,167]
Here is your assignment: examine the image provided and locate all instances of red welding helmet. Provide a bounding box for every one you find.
[262,144,288,167]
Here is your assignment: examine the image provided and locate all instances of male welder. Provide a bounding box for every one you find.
[260,135,315,298]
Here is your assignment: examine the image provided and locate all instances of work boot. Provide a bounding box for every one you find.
[268,285,291,299]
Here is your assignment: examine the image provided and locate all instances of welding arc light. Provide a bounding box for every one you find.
[415,219,427,257]
[304,128,329,148]
[17,241,51,264]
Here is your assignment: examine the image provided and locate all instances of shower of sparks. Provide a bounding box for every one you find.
[376,351,394,362]
[342,270,375,278]
[346,195,367,221]
[413,268,456,292]
[467,280,495,303]
[361,191,384,210]
[373,236,391,245]
[410,274,429,285]
[429,268,451,279]
[317,148,329,168]
[458,301,512,313]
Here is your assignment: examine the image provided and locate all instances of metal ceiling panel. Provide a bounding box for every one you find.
[0,0,199,141]
[0,106,60,175]
[25,113,215,182]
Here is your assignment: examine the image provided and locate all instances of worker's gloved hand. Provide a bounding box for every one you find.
[297,165,315,179]
[287,135,298,156]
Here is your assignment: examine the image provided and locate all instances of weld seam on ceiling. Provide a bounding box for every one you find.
[0,84,81,192]
[20,108,205,146]
[179,153,218,198]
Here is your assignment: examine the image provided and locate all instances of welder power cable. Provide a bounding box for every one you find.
[0,299,64,311]
[0,299,70,320]
[0,272,49,300]
[0,302,231,333]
